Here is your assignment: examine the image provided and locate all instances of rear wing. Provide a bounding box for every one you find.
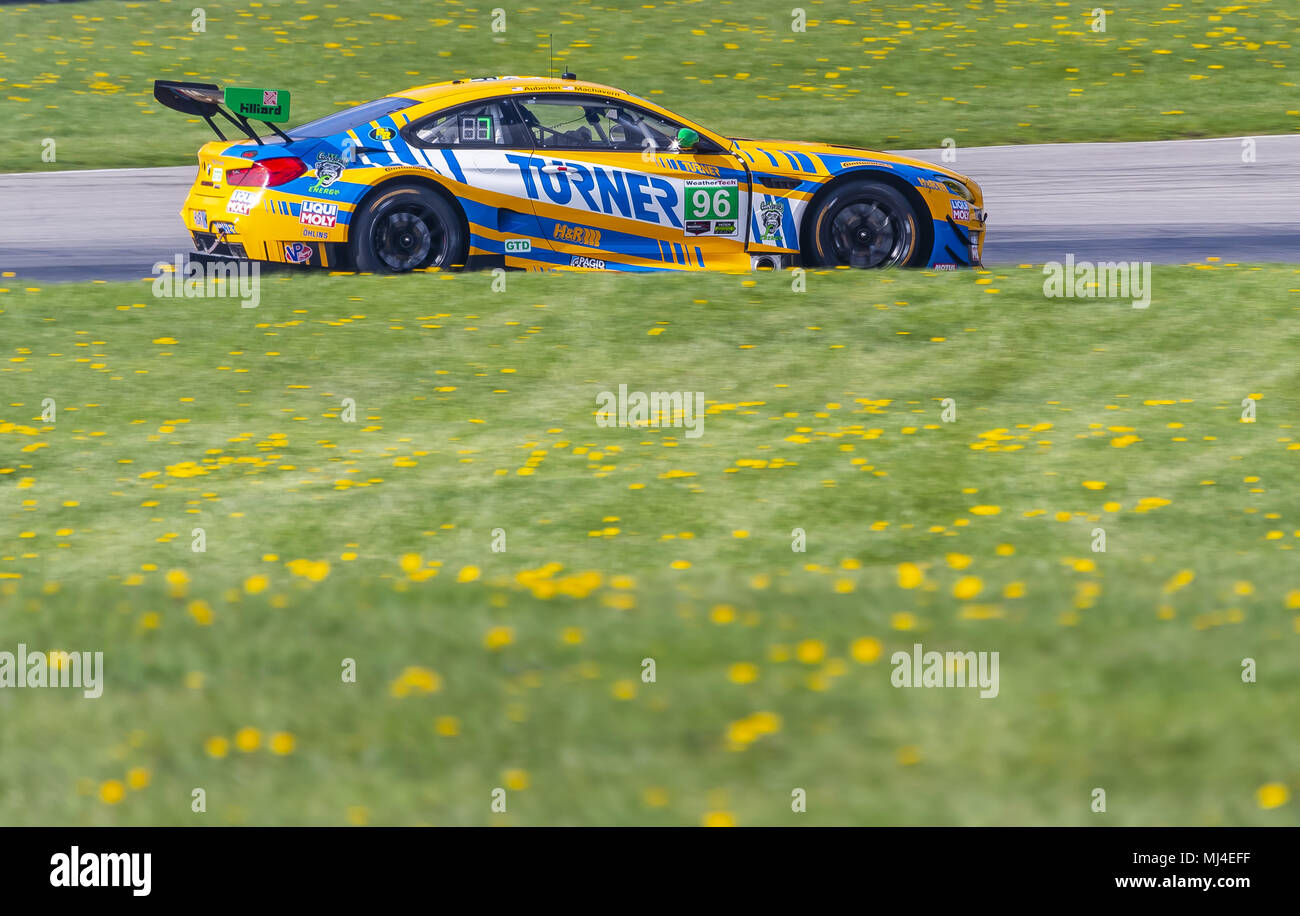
[153,80,294,145]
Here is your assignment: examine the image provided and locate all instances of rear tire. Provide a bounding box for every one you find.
[809,179,925,269]
[349,183,466,273]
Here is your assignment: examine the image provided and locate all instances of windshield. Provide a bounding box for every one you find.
[289,96,417,139]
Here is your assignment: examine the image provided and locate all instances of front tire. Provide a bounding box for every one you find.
[809,179,925,269]
[349,183,466,273]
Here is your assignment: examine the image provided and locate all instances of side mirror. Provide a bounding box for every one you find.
[676,127,699,151]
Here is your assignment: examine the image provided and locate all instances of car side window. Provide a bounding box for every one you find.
[514,96,683,152]
[407,100,531,148]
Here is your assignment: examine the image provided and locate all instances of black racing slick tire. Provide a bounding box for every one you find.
[348,183,466,273]
[808,179,926,269]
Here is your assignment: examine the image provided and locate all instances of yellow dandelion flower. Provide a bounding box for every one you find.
[954,576,983,600]
[1257,783,1289,810]
[850,637,882,664]
[187,599,213,626]
[390,666,442,697]
[728,662,759,684]
[710,604,736,624]
[795,639,826,664]
[1163,569,1195,593]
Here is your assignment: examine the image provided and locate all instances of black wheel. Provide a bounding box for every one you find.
[809,179,924,269]
[349,183,466,273]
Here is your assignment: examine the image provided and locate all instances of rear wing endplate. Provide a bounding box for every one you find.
[153,79,293,145]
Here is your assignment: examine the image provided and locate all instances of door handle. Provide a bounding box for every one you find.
[540,164,570,174]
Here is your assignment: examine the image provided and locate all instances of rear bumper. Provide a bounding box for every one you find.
[191,232,248,260]
[183,181,347,268]
[188,229,344,268]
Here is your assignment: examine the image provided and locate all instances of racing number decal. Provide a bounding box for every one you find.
[684,179,740,237]
[461,116,492,142]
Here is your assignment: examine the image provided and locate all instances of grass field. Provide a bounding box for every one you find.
[2,264,1299,825]
[1,0,1298,172]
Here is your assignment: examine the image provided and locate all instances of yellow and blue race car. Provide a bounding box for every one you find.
[156,75,986,274]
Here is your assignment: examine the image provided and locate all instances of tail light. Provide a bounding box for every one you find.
[226,156,307,188]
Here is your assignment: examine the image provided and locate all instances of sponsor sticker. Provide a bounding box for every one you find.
[685,220,710,236]
[506,155,682,228]
[283,242,314,264]
[211,221,236,235]
[223,86,291,122]
[552,223,601,246]
[758,198,784,243]
[227,190,257,215]
[684,179,739,223]
[314,152,345,188]
[369,126,397,142]
[950,199,971,221]
[569,255,605,270]
[192,210,208,230]
[658,157,719,177]
[933,263,958,271]
[711,220,737,236]
[299,200,338,228]
[504,239,532,253]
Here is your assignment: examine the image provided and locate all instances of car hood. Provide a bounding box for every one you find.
[730,137,979,190]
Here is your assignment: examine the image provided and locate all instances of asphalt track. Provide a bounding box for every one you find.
[2,135,1297,282]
